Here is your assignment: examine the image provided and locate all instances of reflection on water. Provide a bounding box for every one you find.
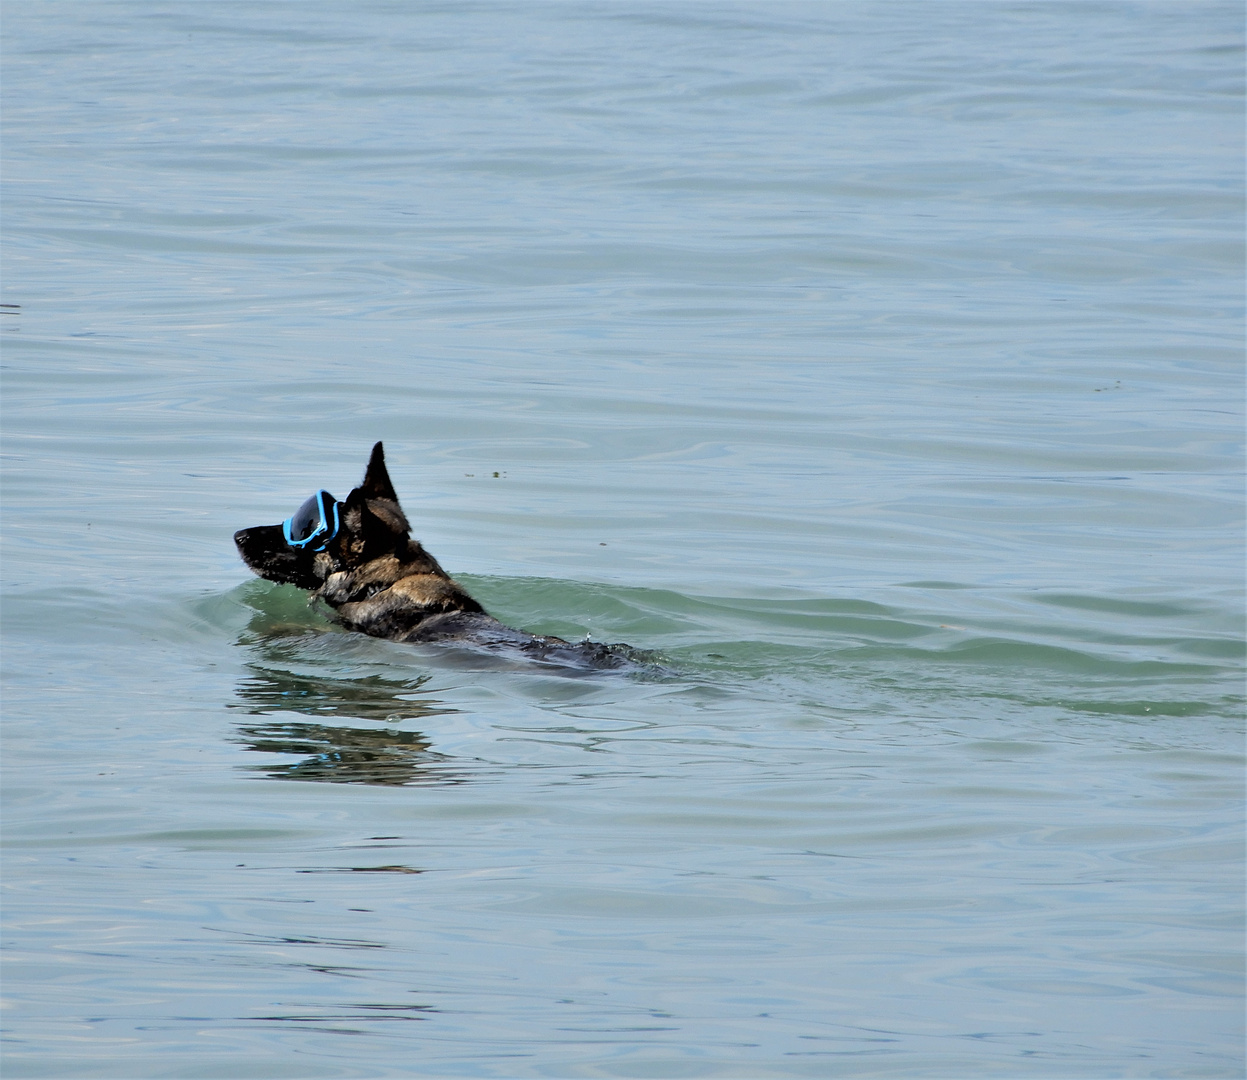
[250,1003,438,1028]
[229,637,468,784]
[232,663,451,724]
[233,719,465,787]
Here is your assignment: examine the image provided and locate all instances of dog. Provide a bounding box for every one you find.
[235,443,641,670]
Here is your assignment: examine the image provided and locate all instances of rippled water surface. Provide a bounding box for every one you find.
[2,3,1243,1077]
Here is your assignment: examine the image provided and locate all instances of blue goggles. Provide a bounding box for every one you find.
[282,489,341,551]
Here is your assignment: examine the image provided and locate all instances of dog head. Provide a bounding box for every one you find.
[234,442,441,594]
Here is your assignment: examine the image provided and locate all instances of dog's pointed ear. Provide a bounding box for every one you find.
[341,485,404,561]
[360,442,398,503]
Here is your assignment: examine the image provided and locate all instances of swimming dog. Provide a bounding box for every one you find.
[235,443,638,669]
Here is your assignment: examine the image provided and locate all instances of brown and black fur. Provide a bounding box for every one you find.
[235,443,639,670]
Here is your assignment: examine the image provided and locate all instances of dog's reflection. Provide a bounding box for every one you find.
[230,663,466,786]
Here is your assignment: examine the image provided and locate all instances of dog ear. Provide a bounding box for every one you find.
[340,485,405,562]
[360,441,399,503]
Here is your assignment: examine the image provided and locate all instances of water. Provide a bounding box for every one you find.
[2,2,1243,1076]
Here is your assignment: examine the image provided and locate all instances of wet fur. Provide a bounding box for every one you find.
[235,443,638,670]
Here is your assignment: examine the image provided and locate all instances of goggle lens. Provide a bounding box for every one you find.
[282,490,340,550]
